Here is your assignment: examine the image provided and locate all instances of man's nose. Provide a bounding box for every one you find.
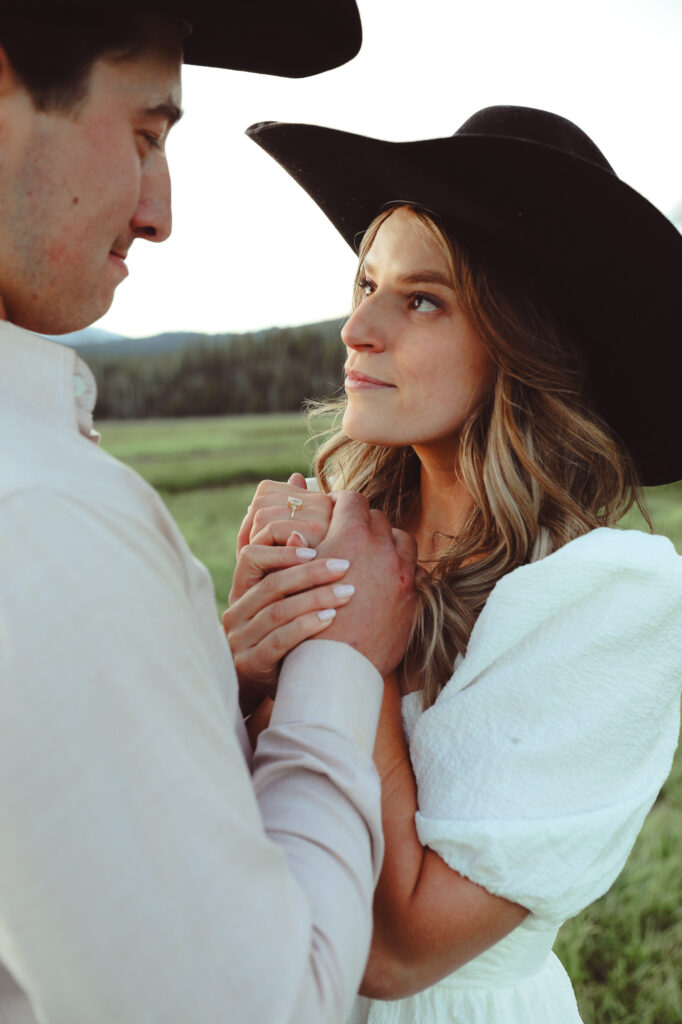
[130,158,172,243]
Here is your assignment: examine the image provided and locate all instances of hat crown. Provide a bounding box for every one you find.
[455,105,615,175]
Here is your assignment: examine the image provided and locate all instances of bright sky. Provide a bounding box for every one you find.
[95,0,682,340]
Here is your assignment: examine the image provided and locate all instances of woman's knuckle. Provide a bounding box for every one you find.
[266,630,287,658]
[269,599,287,625]
[239,541,256,562]
[252,508,269,530]
[260,572,279,599]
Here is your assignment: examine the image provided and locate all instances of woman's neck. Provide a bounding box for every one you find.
[407,444,474,564]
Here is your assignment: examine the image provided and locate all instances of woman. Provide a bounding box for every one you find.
[224,107,682,1022]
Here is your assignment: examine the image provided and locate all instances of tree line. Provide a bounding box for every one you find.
[77,320,346,419]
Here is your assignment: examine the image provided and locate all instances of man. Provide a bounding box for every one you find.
[0,4,417,1021]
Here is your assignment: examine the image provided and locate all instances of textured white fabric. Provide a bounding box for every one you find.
[353,527,682,1023]
[0,323,385,1024]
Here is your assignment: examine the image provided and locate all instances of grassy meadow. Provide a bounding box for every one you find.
[100,412,682,1023]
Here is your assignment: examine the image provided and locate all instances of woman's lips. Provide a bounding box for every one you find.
[345,370,395,390]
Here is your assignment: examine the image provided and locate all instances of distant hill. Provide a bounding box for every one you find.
[75,330,214,359]
[47,327,127,347]
[68,318,345,361]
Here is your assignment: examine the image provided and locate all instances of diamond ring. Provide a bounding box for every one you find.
[287,496,304,520]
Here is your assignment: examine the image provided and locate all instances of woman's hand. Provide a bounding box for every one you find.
[236,473,334,558]
[223,541,356,715]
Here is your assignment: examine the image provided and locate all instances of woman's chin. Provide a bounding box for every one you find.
[342,412,392,445]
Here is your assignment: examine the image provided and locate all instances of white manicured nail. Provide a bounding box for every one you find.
[296,548,317,560]
[291,530,309,547]
[326,558,350,572]
[318,608,337,621]
[333,584,355,598]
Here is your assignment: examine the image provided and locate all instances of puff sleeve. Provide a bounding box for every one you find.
[409,528,682,925]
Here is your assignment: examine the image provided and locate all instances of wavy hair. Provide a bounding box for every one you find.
[309,206,649,707]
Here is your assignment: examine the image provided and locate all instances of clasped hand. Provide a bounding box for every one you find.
[223,473,417,715]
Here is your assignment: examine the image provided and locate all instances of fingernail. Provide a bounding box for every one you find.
[333,584,355,598]
[326,558,350,572]
[296,547,317,560]
[291,530,309,547]
[318,608,337,621]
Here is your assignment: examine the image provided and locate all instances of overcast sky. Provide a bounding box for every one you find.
[93,0,682,340]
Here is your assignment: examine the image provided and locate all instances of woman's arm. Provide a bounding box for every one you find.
[364,674,528,1000]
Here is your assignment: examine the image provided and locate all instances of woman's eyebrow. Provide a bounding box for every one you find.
[400,270,453,288]
[363,262,453,288]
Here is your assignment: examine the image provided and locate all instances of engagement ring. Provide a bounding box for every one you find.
[287,496,304,519]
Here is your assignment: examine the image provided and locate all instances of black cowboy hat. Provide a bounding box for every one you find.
[161,0,362,74]
[247,106,682,485]
[11,0,362,77]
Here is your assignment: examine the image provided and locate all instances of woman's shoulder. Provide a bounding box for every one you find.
[514,525,677,578]
[439,527,682,703]
[491,526,680,613]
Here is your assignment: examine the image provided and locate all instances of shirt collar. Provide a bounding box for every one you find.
[0,320,99,442]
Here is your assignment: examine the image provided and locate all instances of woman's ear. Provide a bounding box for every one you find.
[0,45,17,98]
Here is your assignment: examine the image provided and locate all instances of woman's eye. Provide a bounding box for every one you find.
[410,293,441,313]
[358,278,375,300]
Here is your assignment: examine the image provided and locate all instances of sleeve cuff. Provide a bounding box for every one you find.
[272,640,383,755]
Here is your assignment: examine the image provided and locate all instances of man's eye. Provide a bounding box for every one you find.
[139,131,162,151]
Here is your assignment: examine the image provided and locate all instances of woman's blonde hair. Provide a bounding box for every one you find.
[309,206,648,707]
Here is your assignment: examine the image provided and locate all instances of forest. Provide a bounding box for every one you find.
[76,319,345,419]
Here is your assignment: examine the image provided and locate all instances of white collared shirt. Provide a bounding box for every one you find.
[0,321,384,1024]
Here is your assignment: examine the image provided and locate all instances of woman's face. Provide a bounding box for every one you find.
[341,207,495,460]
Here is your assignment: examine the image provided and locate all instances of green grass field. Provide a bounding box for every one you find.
[100,413,682,1022]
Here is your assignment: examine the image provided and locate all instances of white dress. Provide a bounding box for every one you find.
[349,527,682,1023]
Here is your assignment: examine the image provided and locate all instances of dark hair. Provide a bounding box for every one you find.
[1,4,185,112]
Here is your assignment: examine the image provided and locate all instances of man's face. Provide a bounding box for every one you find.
[0,42,182,334]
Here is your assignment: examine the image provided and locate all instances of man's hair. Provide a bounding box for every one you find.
[1,5,184,112]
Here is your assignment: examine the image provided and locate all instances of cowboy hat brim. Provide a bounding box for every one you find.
[247,119,682,485]
[157,0,362,76]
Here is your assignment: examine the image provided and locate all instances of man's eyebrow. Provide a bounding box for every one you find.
[363,262,453,289]
[142,102,184,127]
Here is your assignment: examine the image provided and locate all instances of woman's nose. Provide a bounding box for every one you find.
[341,295,387,353]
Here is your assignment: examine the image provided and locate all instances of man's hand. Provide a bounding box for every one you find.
[315,492,417,677]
